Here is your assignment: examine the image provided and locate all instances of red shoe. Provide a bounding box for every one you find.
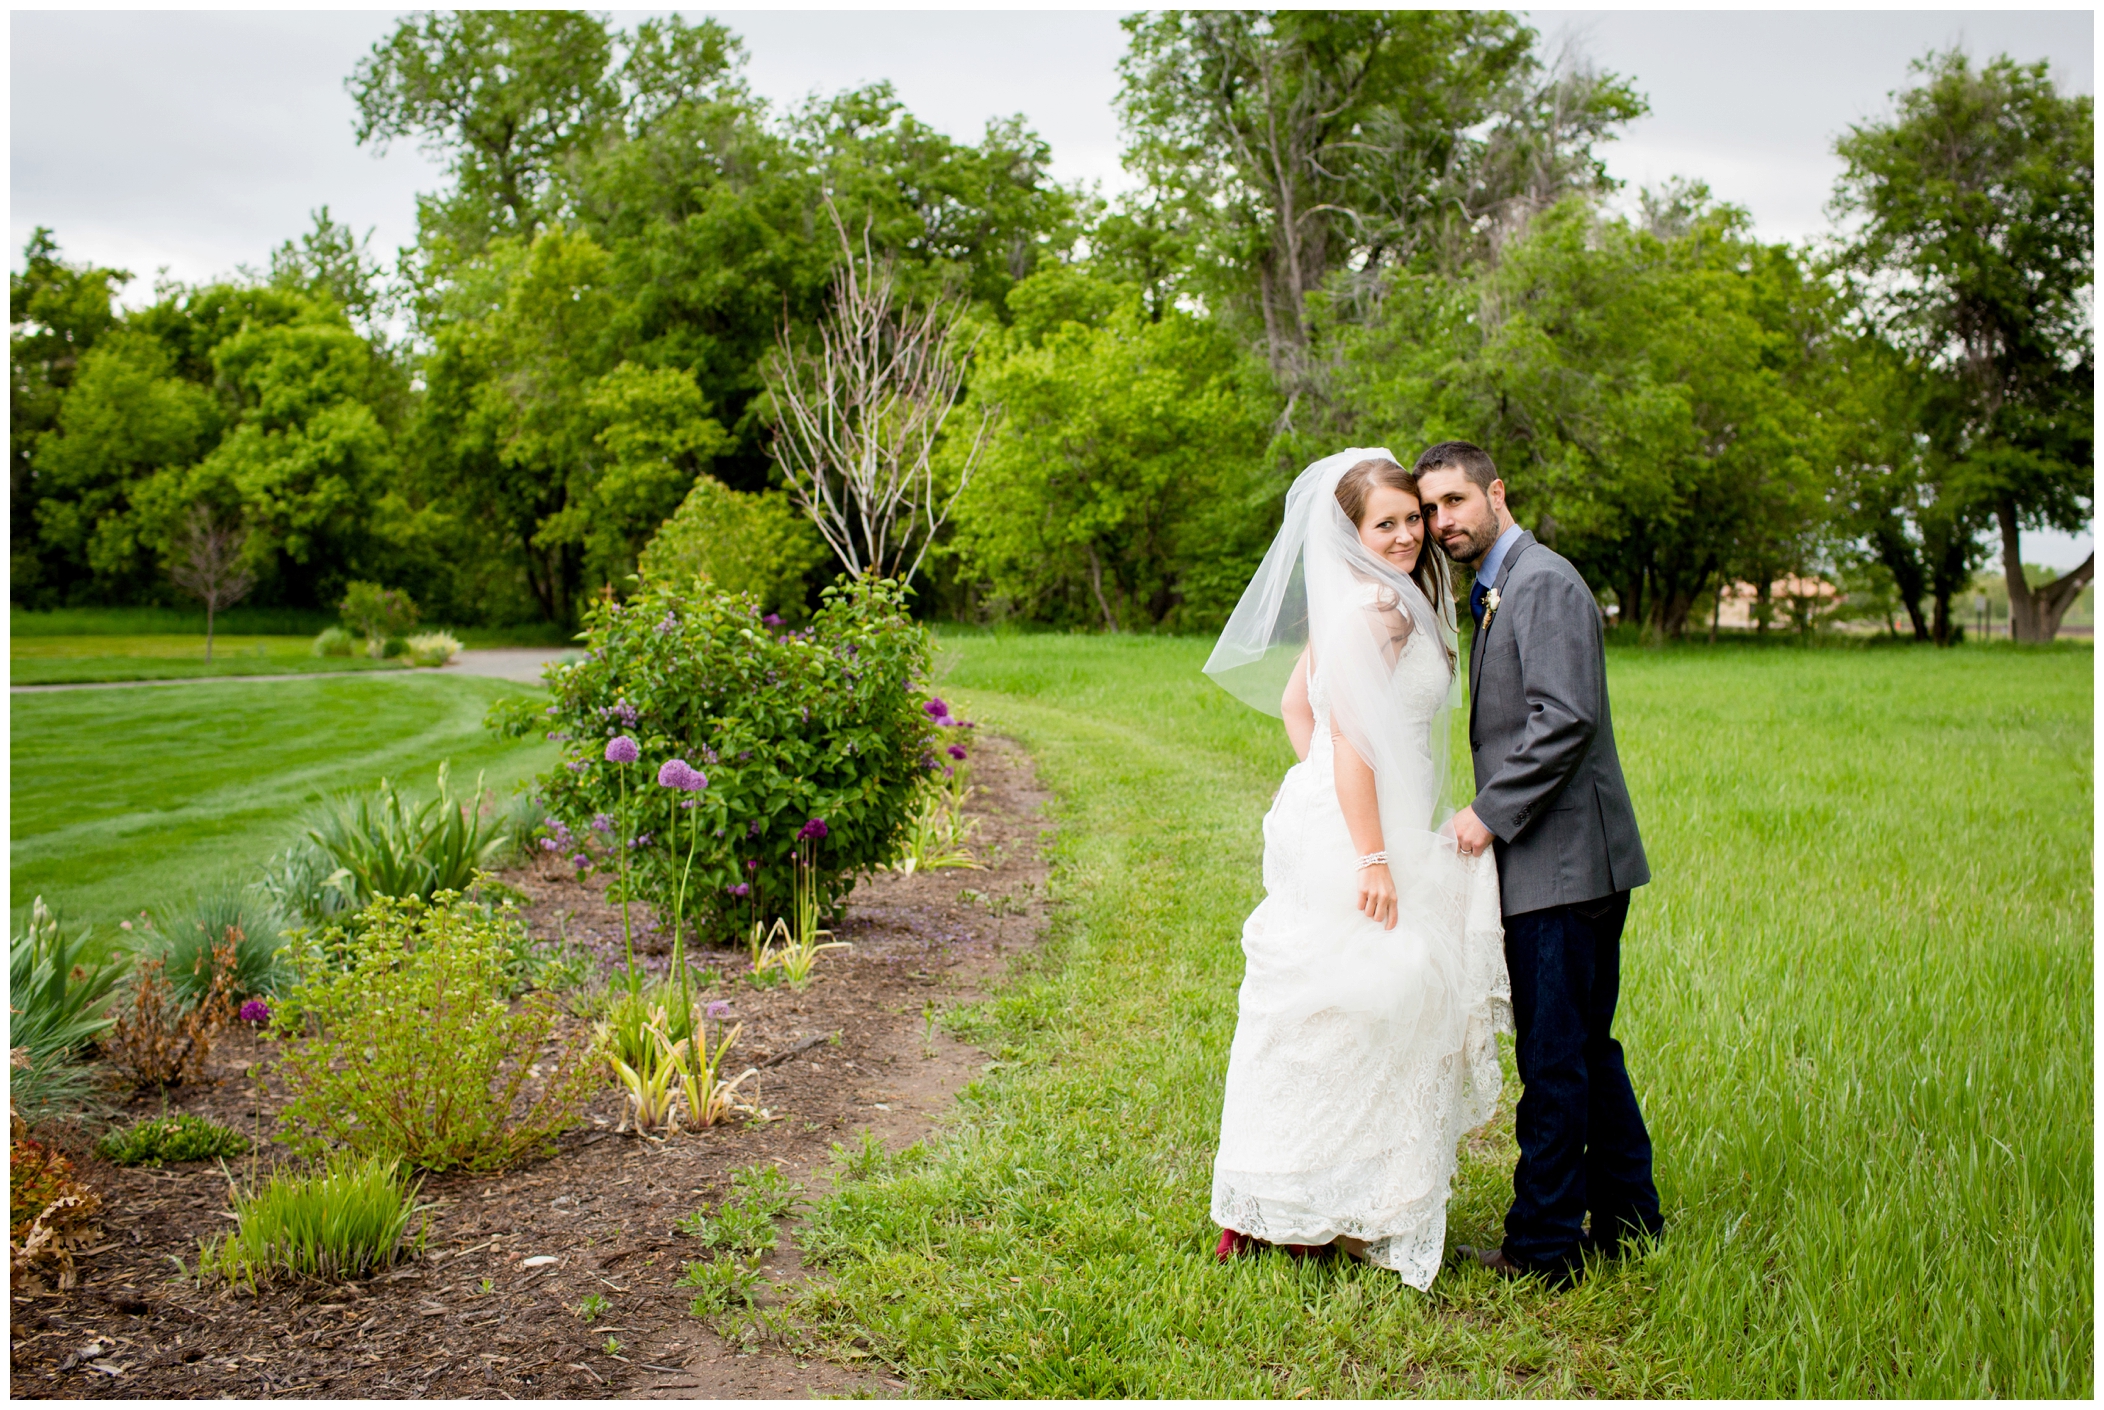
[1215,1228,1258,1261]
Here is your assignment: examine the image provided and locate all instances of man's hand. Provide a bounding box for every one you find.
[1452,805,1496,859]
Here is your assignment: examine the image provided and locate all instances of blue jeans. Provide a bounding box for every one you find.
[1501,892,1662,1277]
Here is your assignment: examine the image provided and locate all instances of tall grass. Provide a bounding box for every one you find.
[792,636,2090,1397]
[198,1153,424,1287]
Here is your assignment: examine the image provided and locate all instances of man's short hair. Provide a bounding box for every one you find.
[1412,440,1498,493]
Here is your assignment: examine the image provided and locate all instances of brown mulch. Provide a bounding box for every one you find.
[9,736,1053,1401]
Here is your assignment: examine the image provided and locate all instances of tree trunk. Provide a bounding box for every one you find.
[1930,589,1955,645]
[1755,579,1771,636]
[1996,501,2044,641]
[1868,521,1930,640]
[205,599,215,663]
[2032,552,2095,641]
[1084,542,1121,633]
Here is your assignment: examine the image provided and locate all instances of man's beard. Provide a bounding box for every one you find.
[1440,512,1499,565]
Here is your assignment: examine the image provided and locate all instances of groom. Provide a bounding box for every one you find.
[1414,440,1663,1286]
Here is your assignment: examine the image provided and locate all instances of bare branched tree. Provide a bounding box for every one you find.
[769,201,997,586]
[168,505,255,662]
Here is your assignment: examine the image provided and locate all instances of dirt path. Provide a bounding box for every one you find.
[9,737,1052,1400]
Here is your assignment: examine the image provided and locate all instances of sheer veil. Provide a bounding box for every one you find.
[1203,447,1463,828]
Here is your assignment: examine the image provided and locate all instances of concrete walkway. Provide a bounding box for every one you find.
[10,648,572,694]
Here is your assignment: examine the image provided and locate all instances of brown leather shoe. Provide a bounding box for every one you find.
[1455,1243,1527,1277]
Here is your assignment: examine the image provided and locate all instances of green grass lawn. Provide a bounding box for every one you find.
[793,635,2092,1397]
[10,634,416,685]
[10,673,554,930]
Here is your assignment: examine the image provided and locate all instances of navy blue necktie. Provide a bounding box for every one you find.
[1470,576,1490,627]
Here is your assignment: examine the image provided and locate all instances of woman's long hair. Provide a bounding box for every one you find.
[1334,457,1453,620]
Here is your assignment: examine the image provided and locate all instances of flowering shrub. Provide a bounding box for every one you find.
[496,577,939,945]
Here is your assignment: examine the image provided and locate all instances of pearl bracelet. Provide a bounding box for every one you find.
[1354,851,1389,871]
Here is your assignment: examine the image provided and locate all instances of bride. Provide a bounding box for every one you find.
[1202,449,1510,1289]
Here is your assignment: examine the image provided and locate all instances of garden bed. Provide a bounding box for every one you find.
[9,735,1053,1400]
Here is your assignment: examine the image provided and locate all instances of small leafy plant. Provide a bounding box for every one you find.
[676,1201,778,1254]
[603,1011,685,1133]
[94,1113,250,1167]
[577,1292,609,1322]
[311,625,356,657]
[267,891,599,1171]
[678,1253,765,1316]
[198,1153,423,1288]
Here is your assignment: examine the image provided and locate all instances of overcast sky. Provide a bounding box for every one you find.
[10,7,2093,564]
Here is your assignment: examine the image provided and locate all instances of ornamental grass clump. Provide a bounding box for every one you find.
[8,898,125,1117]
[266,890,598,1172]
[303,763,516,911]
[491,577,940,948]
[197,1153,423,1289]
[94,1113,250,1167]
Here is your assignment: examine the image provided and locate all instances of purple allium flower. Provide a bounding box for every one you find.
[947,743,967,760]
[762,613,783,628]
[797,817,829,842]
[572,853,589,868]
[239,999,270,1026]
[656,759,707,791]
[605,735,639,764]
[924,698,949,719]
[706,1000,732,1019]
[591,813,614,832]
[935,715,959,728]
[727,882,750,897]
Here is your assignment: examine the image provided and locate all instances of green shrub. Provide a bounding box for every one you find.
[303,763,516,910]
[198,1153,422,1287]
[95,1113,251,1167]
[9,899,125,1116]
[406,631,462,667]
[144,887,285,1004]
[311,626,355,657]
[338,581,419,658]
[266,891,599,1172]
[638,476,828,620]
[504,578,940,946]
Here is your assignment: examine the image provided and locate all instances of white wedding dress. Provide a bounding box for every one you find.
[1210,619,1511,1289]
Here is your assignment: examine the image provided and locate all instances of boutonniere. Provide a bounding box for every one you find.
[1483,587,1501,624]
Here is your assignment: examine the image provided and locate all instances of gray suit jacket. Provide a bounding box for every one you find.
[1467,530,1649,916]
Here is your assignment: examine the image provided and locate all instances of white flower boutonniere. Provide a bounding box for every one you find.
[1482,586,1502,627]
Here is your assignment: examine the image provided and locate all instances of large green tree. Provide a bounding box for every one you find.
[1342,191,1836,637]
[945,267,1275,631]
[1834,50,2094,642]
[10,231,134,603]
[1116,9,1642,429]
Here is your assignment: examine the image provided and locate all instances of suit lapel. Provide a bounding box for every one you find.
[1468,529,1535,723]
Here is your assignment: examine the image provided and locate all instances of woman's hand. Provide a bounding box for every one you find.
[1356,861,1399,930]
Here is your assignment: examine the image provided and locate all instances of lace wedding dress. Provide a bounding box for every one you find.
[1210,620,1511,1289]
